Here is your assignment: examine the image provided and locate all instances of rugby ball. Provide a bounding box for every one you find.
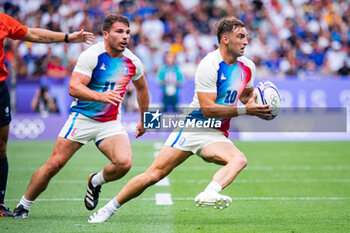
[254,81,281,120]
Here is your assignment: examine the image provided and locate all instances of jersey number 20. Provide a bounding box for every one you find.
[224,90,237,104]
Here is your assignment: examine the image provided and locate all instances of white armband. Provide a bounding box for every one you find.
[237,106,246,115]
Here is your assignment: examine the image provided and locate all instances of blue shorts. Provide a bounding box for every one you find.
[0,81,11,127]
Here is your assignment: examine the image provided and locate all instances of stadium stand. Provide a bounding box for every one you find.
[2,0,349,79]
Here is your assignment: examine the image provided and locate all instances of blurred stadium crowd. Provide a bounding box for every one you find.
[1,0,350,80]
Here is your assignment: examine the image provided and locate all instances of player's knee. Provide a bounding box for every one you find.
[121,159,132,172]
[45,160,64,177]
[237,153,248,169]
[229,152,247,169]
[113,157,132,173]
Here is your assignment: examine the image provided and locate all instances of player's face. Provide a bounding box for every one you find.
[104,21,130,53]
[227,27,248,57]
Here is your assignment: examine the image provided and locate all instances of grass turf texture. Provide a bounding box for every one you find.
[1,141,349,233]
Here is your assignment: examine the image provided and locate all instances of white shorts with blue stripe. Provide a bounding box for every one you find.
[164,128,233,156]
[58,112,127,145]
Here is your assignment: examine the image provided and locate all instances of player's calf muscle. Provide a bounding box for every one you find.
[146,171,163,185]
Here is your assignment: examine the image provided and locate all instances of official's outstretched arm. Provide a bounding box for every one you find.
[20,28,95,44]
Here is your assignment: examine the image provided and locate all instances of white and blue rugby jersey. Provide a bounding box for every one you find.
[188,49,255,136]
[71,42,143,122]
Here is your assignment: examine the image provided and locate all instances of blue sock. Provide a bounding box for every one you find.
[0,157,8,204]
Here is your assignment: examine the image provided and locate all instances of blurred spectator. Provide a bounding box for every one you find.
[31,85,59,115]
[135,35,154,75]
[309,41,326,69]
[169,32,185,55]
[22,46,39,77]
[14,58,28,80]
[263,51,282,76]
[325,41,348,74]
[54,43,77,74]
[192,10,211,34]
[157,53,184,112]
[46,56,67,79]
[183,21,200,63]
[141,13,164,47]
[338,61,350,77]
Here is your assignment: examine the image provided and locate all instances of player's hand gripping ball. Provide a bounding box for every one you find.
[254,81,281,120]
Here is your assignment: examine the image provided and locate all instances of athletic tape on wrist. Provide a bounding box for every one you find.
[237,106,246,115]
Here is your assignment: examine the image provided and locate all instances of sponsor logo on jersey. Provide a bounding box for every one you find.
[100,63,106,70]
[220,73,226,80]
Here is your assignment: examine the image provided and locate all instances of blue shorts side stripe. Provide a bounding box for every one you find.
[64,112,79,138]
[171,129,183,147]
[95,139,103,147]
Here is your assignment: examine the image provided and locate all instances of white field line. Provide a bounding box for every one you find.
[12,165,350,172]
[6,197,350,202]
[170,178,350,184]
[155,177,170,186]
[155,193,173,205]
[9,178,350,184]
[248,151,344,157]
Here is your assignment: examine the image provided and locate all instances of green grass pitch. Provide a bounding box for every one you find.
[1,140,350,232]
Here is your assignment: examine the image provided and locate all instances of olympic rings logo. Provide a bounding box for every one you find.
[10,119,45,139]
[270,94,279,108]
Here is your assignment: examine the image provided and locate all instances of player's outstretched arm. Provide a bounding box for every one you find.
[20,28,95,44]
[69,71,123,105]
[132,75,149,138]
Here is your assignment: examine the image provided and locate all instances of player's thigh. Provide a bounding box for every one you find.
[0,125,9,157]
[200,141,245,165]
[97,134,132,163]
[146,145,192,176]
[48,137,83,166]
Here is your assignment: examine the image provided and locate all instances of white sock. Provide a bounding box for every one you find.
[18,196,34,211]
[104,198,121,214]
[204,181,222,193]
[91,171,106,187]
